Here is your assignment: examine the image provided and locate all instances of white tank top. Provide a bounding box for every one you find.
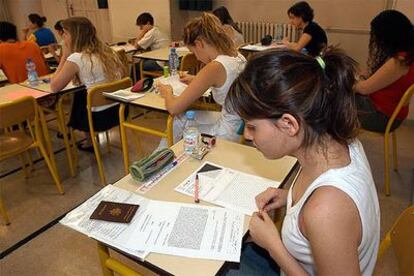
[281,140,380,275]
[209,53,246,140]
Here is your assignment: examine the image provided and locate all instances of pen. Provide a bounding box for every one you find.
[194,174,200,203]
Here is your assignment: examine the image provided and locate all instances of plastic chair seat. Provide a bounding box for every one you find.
[0,133,33,158]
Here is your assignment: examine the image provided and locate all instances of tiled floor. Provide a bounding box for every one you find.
[0,113,413,276]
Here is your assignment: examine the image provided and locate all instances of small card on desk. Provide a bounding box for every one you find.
[90,201,139,223]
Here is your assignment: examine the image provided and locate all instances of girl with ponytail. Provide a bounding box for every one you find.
[156,13,246,149]
[23,13,56,47]
[224,48,380,275]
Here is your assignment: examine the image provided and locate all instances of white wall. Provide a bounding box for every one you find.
[7,0,43,40]
[108,0,171,42]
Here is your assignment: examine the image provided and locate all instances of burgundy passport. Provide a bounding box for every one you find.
[90,201,139,223]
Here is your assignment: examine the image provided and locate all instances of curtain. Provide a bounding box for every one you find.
[0,0,12,21]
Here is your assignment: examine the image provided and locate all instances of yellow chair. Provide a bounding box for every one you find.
[180,53,203,75]
[139,60,163,80]
[97,242,142,276]
[377,205,414,275]
[87,77,133,185]
[0,96,64,224]
[378,84,414,196]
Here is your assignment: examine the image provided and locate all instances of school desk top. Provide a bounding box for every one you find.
[111,138,298,276]
[133,47,190,62]
[0,84,50,104]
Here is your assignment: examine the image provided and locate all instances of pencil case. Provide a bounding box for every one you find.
[129,148,175,182]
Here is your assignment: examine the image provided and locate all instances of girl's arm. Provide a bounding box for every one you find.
[50,49,78,92]
[355,57,409,95]
[158,61,226,115]
[283,33,312,52]
[250,185,363,276]
[301,186,362,275]
[249,211,308,276]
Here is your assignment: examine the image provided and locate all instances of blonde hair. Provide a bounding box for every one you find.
[183,13,237,57]
[62,17,126,82]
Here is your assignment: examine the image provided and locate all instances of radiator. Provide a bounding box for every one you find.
[236,21,300,44]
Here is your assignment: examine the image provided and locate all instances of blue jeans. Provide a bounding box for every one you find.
[222,243,280,276]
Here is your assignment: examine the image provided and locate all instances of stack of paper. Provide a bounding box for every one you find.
[155,76,211,97]
[175,162,281,215]
[60,185,244,262]
[241,43,286,52]
[103,89,146,102]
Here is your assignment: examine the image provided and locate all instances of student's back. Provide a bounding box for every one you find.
[0,41,49,83]
[30,27,57,47]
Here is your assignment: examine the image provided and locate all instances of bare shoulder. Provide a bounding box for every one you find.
[301,185,361,240]
[197,61,226,87]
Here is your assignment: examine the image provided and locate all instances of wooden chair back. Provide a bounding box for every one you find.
[87,77,133,108]
[378,205,414,275]
[0,96,36,129]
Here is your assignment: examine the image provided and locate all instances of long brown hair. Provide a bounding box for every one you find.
[367,10,414,75]
[183,13,237,57]
[62,17,126,81]
[226,48,359,148]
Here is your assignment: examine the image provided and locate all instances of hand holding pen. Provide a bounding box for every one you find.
[255,188,288,212]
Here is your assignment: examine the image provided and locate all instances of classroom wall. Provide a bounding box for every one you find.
[6,0,43,40]
[40,0,69,39]
[108,0,171,42]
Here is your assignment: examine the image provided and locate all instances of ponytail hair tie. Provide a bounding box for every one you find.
[315,56,326,70]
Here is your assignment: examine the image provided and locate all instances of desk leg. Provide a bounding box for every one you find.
[131,58,137,83]
[167,115,174,147]
[38,106,59,174]
[56,97,76,177]
[119,104,129,175]
[97,242,114,276]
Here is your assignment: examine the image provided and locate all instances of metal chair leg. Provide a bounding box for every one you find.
[384,131,391,196]
[0,195,10,225]
[392,131,398,172]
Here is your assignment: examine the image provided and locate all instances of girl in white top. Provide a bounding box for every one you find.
[51,17,126,150]
[213,6,245,48]
[157,13,246,146]
[224,48,380,275]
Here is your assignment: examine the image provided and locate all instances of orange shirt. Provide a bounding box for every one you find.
[0,41,49,84]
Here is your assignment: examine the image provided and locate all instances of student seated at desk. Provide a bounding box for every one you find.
[23,13,57,48]
[156,13,246,148]
[213,6,245,48]
[47,20,65,63]
[50,17,127,151]
[133,12,169,78]
[354,10,414,133]
[0,21,49,83]
[223,49,380,275]
[282,1,327,57]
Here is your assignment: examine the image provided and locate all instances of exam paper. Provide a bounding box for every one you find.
[127,200,244,262]
[175,162,281,215]
[60,185,150,260]
[155,75,211,97]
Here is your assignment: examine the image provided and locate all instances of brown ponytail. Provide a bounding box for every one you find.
[226,47,359,148]
[183,12,237,57]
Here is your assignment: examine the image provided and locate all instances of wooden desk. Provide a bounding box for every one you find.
[133,47,190,62]
[110,43,137,54]
[118,92,174,174]
[100,138,298,276]
[0,84,50,104]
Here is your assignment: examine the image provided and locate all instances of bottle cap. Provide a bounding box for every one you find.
[185,110,195,120]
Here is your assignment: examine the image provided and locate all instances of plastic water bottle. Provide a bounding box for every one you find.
[26,58,39,86]
[168,47,180,76]
[183,110,199,155]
